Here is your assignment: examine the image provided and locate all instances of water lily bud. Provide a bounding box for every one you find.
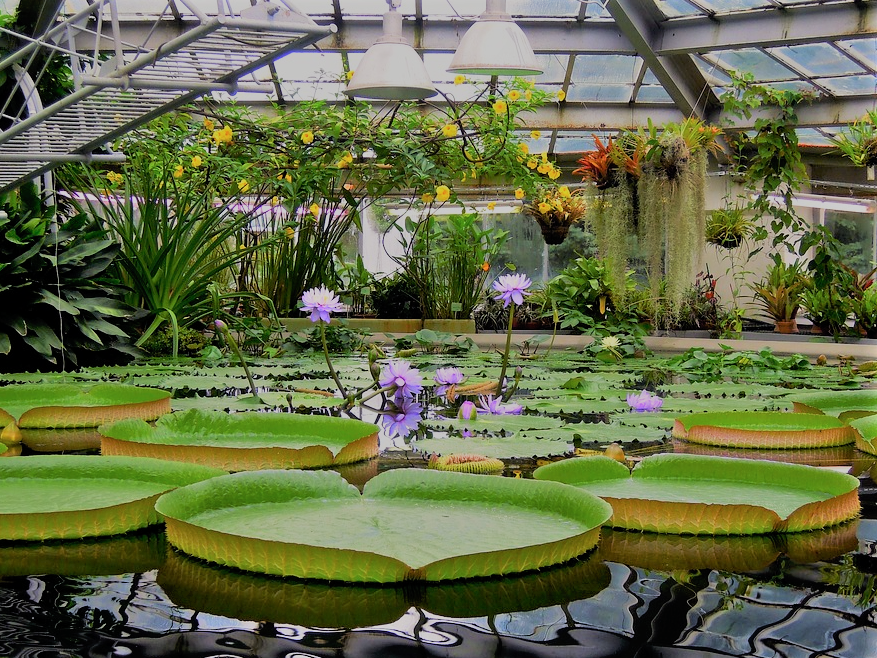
[368,347,379,365]
[458,400,478,421]
[214,319,227,332]
[369,361,382,381]
[604,442,626,463]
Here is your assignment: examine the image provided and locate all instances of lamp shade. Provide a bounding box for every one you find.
[447,0,542,77]
[345,10,437,101]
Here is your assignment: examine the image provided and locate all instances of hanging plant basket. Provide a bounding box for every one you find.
[539,223,570,245]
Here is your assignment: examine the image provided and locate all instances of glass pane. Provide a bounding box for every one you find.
[507,0,582,17]
[566,84,632,102]
[824,210,877,275]
[702,49,798,81]
[534,54,571,84]
[816,74,877,96]
[635,85,673,102]
[273,52,345,82]
[340,0,415,16]
[693,0,775,12]
[653,0,706,18]
[795,128,835,147]
[768,43,865,77]
[839,38,877,69]
[571,55,640,84]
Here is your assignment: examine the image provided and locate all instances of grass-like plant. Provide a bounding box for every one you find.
[830,109,877,167]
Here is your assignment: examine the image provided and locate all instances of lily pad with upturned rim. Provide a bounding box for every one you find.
[155,468,612,583]
[852,414,877,456]
[99,409,379,471]
[0,455,226,540]
[672,411,855,449]
[533,454,859,535]
[0,383,171,428]
[791,389,877,421]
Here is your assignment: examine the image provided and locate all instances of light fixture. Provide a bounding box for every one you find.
[447,0,542,77]
[763,193,876,215]
[344,0,436,101]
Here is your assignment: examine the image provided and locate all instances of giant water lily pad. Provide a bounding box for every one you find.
[533,454,859,535]
[158,546,610,628]
[852,414,877,456]
[155,468,612,583]
[791,389,877,421]
[100,409,379,471]
[672,411,854,449]
[0,455,226,540]
[0,384,171,428]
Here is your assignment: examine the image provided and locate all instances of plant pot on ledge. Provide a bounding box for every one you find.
[774,319,798,334]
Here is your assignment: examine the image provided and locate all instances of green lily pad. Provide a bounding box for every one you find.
[852,414,877,456]
[791,389,877,421]
[671,438,858,468]
[534,453,859,535]
[100,409,379,471]
[672,411,855,449]
[0,455,226,540]
[155,468,612,583]
[0,529,166,576]
[412,434,572,459]
[598,521,858,572]
[158,544,610,628]
[0,384,171,428]
[425,414,564,433]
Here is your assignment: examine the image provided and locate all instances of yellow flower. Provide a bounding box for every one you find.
[309,203,320,217]
[553,200,564,212]
[525,89,532,101]
[442,123,458,138]
[559,186,571,198]
[541,151,549,161]
[487,201,496,210]
[285,173,292,183]
[105,171,123,186]
[508,90,521,102]
[537,162,550,174]
[519,142,529,154]
[537,202,551,214]
[271,196,280,206]
[342,151,354,163]
[191,155,202,168]
[237,179,249,193]
[530,130,541,140]
[556,89,566,101]
[203,117,214,131]
[336,158,349,168]
[421,193,435,204]
[301,130,314,144]
[493,100,507,115]
[212,125,233,146]
[454,74,466,85]
[435,185,451,203]
[284,226,294,239]
[514,188,525,200]
[548,168,561,180]
[346,70,354,81]
[527,159,538,169]
[173,164,184,178]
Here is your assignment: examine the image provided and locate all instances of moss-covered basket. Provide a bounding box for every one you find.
[155,468,612,583]
[100,409,380,471]
[534,454,859,535]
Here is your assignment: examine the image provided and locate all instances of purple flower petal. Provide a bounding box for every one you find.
[491,273,532,308]
[300,286,345,323]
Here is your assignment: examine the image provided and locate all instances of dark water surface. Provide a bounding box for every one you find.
[0,456,875,658]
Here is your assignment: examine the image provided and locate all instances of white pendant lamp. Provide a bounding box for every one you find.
[344,1,437,101]
[448,0,542,77]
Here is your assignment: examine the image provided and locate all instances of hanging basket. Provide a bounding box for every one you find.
[539,224,570,245]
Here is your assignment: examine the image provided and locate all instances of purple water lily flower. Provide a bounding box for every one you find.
[477,395,523,415]
[381,399,423,438]
[627,390,663,412]
[379,360,423,399]
[435,367,465,397]
[458,400,478,420]
[492,273,532,308]
[300,285,345,323]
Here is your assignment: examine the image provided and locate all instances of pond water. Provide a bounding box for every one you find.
[2,349,877,657]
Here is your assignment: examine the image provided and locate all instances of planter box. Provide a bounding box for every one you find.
[278,318,423,333]
[423,319,476,334]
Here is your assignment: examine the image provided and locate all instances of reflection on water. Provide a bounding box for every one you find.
[0,518,874,657]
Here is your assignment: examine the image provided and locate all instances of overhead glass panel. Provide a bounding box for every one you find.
[653,0,706,18]
[692,0,776,13]
[566,84,632,102]
[702,49,799,81]
[768,43,865,77]
[507,0,582,17]
[795,128,835,147]
[838,38,877,70]
[816,74,877,96]
[340,0,413,16]
[571,54,640,84]
[272,51,345,83]
[636,85,673,102]
[533,54,570,85]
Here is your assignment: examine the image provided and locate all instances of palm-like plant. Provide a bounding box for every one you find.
[750,258,807,323]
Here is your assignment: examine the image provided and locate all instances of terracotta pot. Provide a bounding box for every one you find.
[774,319,798,334]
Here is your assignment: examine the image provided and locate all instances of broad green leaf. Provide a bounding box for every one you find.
[411,434,572,459]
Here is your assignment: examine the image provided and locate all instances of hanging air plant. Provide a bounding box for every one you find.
[829,109,877,167]
[705,205,754,250]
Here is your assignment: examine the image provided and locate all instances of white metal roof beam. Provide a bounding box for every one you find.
[605,0,716,119]
[658,3,877,55]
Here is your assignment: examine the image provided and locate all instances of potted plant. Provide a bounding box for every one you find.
[853,283,877,339]
[522,186,587,245]
[829,109,877,168]
[749,258,807,333]
[706,205,754,250]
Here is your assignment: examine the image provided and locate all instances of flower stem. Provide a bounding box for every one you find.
[321,322,347,398]
[496,301,515,397]
[217,323,261,402]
